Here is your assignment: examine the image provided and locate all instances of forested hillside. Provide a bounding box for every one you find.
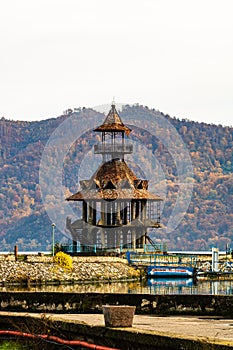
[0,105,232,251]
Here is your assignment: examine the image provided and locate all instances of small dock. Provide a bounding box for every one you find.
[127,248,233,278]
[127,252,197,277]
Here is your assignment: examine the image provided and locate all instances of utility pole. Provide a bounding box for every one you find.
[51,223,56,257]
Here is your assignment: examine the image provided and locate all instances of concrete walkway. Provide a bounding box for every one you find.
[38,313,233,343]
[0,312,233,349]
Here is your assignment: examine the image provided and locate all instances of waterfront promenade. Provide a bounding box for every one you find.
[0,311,233,349]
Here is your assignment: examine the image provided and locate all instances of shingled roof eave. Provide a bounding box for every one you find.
[94,124,131,133]
[66,190,163,202]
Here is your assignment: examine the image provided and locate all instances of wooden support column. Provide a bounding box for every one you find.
[72,240,77,253]
[88,201,93,224]
[123,202,127,225]
[82,201,87,223]
[131,201,136,221]
[101,201,105,225]
[135,201,140,219]
[157,201,161,223]
[132,230,136,251]
[116,230,122,249]
[141,231,146,248]
[92,201,97,225]
[107,202,111,225]
[141,201,146,221]
[116,202,121,225]
[100,228,105,248]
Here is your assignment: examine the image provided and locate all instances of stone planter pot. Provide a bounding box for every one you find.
[102,305,136,327]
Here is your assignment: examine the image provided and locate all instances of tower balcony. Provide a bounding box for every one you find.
[94,143,133,154]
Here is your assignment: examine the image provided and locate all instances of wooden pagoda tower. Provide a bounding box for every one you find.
[66,102,162,253]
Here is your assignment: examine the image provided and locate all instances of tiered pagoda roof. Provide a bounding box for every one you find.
[94,103,131,134]
[67,157,162,201]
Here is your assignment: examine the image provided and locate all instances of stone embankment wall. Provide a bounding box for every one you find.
[0,292,233,317]
[0,255,140,285]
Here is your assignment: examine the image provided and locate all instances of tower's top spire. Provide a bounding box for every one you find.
[94,102,131,134]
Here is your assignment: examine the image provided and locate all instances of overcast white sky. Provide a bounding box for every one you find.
[0,0,233,126]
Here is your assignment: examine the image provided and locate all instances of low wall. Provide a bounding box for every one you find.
[0,292,233,316]
[0,313,231,350]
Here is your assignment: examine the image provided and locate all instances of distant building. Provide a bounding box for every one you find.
[66,102,162,253]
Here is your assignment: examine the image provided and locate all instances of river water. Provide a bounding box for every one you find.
[1,278,233,295]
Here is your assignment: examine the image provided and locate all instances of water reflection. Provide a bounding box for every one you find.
[145,278,233,295]
[0,281,139,294]
[1,278,233,295]
[146,278,233,295]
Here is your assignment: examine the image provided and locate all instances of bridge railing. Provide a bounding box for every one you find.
[127,252,198,267]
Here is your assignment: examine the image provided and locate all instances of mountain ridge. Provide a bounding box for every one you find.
[0,105,232,251]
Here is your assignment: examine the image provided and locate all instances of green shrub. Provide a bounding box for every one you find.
[53,251,73,270]
[0,340,23,349]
